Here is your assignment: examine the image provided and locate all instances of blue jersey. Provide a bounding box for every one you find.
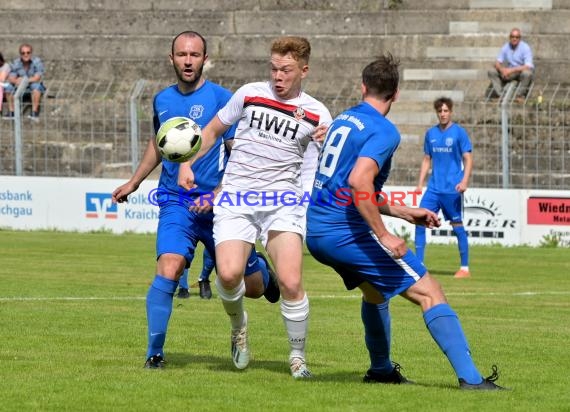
[307,102,400,237]
[423,123,472,194]
[153,81,236,202]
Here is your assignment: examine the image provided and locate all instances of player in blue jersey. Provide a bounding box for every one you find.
[414,97,473,278]
[306,53,504,390]
[111,31,279,369]
[176,246,215,299]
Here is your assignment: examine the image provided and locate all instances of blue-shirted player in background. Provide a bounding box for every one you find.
[112,31,279,369]
[306,53,504,390]
[176,246,215,299]
[414,97,473,278]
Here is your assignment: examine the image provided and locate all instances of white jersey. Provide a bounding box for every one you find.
[217,81,332,195]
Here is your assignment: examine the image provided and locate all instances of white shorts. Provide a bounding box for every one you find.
[213,192,306,247]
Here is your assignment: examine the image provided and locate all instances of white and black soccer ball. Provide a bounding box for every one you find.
[156,117,202,163]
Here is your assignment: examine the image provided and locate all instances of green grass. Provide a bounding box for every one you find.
[1,230,569,411]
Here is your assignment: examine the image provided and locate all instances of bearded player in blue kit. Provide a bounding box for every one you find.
[306,53,504,390]
[112,31,279,369]
[414,97,473,279]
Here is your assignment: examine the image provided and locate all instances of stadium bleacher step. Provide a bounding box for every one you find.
[469,0,552,10]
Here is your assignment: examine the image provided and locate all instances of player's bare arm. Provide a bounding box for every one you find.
[348,157,407,258]
[415,154,431,193]
[380,203,441,229]
[178,115,230,190]
[189,183,222,214]
[456,152,473,193]
[112,138,162,203]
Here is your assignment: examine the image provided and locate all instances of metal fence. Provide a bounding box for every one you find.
[1,78,568,190]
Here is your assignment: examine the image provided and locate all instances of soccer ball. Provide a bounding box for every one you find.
[156,117,202,162]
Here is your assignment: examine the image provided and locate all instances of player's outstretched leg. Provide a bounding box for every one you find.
[145,274,177,368]
[256,252,280,303]
[215,277,250,369]
[281,294,311,378]
[360,301,412,384]
[424,303,505,390]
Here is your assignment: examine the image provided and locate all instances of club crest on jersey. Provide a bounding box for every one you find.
[293,107,306,121]
[189,105,204,119]
[445,137,453,147]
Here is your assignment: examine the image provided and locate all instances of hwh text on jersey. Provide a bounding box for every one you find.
[249,110,300,140]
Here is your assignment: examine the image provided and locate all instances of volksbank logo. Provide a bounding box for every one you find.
[85,193,117,219]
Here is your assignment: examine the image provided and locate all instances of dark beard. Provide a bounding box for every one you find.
[175,65,204,88]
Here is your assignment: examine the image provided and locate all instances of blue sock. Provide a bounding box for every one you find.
[199,250,216,281]
[361,300,392,374]
[452,226,469,266]
[146,275,178,359]
[178,269,189,289]
[255,252,270,289]
[423,303,482,384]
[415,226,426,263]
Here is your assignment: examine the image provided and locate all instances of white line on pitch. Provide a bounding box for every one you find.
[0,296,146,302]
[0,291,569,302]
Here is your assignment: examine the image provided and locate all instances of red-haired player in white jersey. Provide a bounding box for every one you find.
[178,36,331,378]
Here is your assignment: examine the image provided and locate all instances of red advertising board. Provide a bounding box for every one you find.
[527,197,570,225]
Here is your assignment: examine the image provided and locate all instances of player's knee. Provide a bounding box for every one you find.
[403,274,447,309]
[156,253,186,279]
[216,266,244,289]
[278,277,303,300]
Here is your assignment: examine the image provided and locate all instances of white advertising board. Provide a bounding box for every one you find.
[0,176,160,233]
[1,177,568,246]
[382,186,569,246]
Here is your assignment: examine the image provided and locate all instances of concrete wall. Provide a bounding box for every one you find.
[0,2,568,84]
[1,0,568,186]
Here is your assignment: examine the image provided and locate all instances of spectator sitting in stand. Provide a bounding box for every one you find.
[487,28,534,104]
[4,43,46,121]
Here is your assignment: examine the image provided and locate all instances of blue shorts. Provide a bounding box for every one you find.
[420,189,463,223]
[156,202,259,275]
[3,81,46,94]
[306,231,427,300]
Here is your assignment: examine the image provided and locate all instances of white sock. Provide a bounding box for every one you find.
[215,277,246,330]
[281,293,309,361]
[460,266,469,271]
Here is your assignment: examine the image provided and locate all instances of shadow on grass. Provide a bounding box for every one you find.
[309,371,455,389]
[140,353,460,389]
[429,269,456,277]
[161,352,286,374]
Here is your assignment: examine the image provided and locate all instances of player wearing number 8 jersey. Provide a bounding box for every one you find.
[306,53,504,390]
[179,36,331,378]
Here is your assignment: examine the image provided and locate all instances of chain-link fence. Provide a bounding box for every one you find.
[1,78,568,189]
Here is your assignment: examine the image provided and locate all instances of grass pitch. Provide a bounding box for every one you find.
[1,230,569,411]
